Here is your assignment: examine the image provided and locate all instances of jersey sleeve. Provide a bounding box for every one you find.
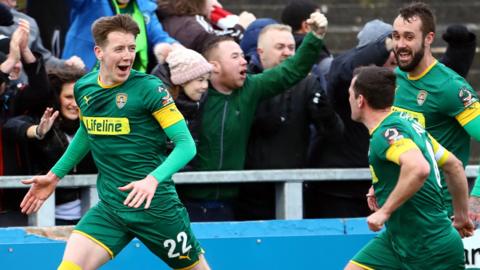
[372,125,419,165]
[427,134,451,167]
[441,76,480,126]
[142,77,184,129]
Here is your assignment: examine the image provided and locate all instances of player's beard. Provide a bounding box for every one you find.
[395,43,425,72]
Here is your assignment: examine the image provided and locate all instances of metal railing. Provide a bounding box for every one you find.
[1,166,478,226]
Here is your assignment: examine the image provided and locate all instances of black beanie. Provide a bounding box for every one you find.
[281,0,319,32]
[0,3,14,27]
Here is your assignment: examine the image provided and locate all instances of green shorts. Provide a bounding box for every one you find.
[351,230,464,270]
[75,201,202,270]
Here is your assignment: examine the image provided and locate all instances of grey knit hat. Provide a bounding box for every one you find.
[357,19,392,48]
[166,48,212,85]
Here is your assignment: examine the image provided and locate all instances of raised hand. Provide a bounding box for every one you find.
[306,11,328,39]
[118,175,159,209]
[20,172,60,214]
[36,107,59,139]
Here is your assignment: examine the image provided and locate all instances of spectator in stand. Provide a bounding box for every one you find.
[237,23,343,220]
[4,68,97,225]
[183,12,328,221]
[152,47,212,172]
[0,19,51,175]
[281,0,333,90]
[0,20,51,222]
[62,0,176,72]
[240,18,278,63]
[157,0,255,53]
[0,0,85,76]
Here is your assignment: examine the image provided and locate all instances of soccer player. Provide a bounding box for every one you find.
[19,14,210,270]
[390,2,480,216]
[344,66,473,270]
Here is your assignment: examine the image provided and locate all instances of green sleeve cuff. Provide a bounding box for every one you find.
[150,120,196,182]
[51,125,90,178]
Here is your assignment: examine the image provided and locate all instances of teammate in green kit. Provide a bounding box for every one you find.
[344,66,473,270]
[388,2,480,217]
[19,14,210,270]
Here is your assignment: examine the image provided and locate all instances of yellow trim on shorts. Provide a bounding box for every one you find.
[58,260,82,270]
[175,249,206,270]
[72,230,114,259]
[350,260,375,270]
[175,260,200,270]
[385,138,418,165]
[455,101,480,126]
[152,103,184,129]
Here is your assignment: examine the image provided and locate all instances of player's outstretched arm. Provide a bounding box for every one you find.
[20,171,60,214]
[441,153,474,237]
[367,149,429,232]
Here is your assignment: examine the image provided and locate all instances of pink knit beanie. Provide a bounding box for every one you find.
[166,48,213,85]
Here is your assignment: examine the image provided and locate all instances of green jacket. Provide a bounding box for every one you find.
[186,32,324,200]
[198,32,324,171]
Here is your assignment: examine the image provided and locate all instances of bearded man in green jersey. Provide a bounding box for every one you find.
[389,2,480,217]
[19,15,210,270]
[345,66,473,270]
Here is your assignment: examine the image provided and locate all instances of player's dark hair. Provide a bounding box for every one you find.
[352,66,396,110]
[92,14,140,47]
[398,2,436,37]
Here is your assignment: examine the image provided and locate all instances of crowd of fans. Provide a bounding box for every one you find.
[0,0,477,225]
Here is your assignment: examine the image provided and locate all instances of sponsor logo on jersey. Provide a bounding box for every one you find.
[392,106,426,127]
[458,86,477,107]
[116,93,128,109]
[416,90,428,106]
[383,128,404,144]
[83,116,130,135]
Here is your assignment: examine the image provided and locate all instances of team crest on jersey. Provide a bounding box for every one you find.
[383,128,404,145]
[458,86,477,107]
[160,87,173,105]
[416,90,428,106]
[116,93,128,109]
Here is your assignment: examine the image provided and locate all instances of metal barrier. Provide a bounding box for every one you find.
[1,166,478,226]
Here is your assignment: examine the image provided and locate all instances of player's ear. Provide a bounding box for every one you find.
[424,31,435,47]
[94,45,103,61]
[358,94,365,108]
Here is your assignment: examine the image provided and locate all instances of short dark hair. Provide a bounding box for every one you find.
[201,35,235,61]
[398,2,436,37]
[281,0,318,32]
[352,66,396,110]
[92,14,140,47]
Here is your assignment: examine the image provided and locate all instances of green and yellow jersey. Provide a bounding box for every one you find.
[369,111,452,257]
[393,60,480,207]
[74,70,184,210]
